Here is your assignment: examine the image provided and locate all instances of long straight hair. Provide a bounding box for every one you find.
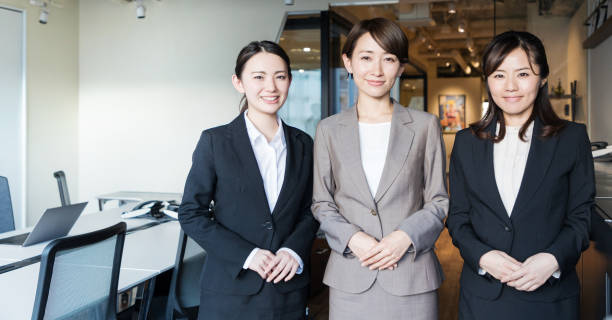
[234,41,292,113]
[470,31,565,142]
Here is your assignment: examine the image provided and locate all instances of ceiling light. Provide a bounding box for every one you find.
[448,2,456,14]
[38,3,48,24]
[419,35,427,43]
[465,66,472,74]
[284,0,295,5]
[457,21,466,33]
[427,43,434,50]
[445,61,451,67]
[434,49,441,57]
[471,60,480,68]
[136,0,146,19]
[303,47,311,52]
[299,69,305,73]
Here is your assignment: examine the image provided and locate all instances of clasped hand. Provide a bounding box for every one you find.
[247,250,299,283]
[348,231,413,271]
[479,250,559,292]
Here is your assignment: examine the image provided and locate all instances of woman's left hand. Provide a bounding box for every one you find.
[361,230,412,270]
[265,250,300,283]
[501,253,559,291]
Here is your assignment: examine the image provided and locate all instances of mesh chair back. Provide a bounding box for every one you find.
[32,222,126,320]
[0,176,15,233]
[166,230,206,319]
[53,171,71,206]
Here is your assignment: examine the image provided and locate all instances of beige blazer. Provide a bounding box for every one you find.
[312,101,449,296]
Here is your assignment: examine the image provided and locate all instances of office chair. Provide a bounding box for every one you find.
[165,229,207,320]
[53,170,71,206]
[0,176,15,233]
[31,222,126,320]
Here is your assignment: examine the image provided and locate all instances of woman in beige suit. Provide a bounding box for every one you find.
[312,18,449,319]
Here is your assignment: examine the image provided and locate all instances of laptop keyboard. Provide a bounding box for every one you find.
[0,233,30,245]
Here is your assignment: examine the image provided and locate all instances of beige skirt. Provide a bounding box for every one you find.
[329,280,438,320]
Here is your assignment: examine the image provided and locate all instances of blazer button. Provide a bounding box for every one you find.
[262,221,273,231]
[370,209,377,216]
[504,226,511,232]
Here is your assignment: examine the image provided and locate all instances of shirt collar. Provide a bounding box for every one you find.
[244,111,286,148]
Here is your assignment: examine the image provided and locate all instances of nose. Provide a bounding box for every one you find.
[264,76,277,92]
[505,77,518,92]
[372,59,383,76]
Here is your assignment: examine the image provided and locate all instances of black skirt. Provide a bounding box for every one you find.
[459,287,579,320]
[198,282,308,320]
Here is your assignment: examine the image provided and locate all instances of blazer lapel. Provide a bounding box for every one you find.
[229,115,272,215]
[473,119,512,223]
[374,102,414,203]
[510,117,559,220]
[271,123,302,216]
[336,107,377,208]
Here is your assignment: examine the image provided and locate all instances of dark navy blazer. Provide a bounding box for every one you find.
[178,114,319,296]
[446,117,595,303]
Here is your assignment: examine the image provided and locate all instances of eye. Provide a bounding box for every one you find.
[492,73,504,79]
[360,56,371,61]
[384,57,397,63]
[253,75,264,80]
[276,74,287,80]
[518,72,530,77]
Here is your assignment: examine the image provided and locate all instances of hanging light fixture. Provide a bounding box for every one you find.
[448,2,456,14]
[457,20,466,33]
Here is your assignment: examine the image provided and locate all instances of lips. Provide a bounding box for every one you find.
[366,80,385,87]
[503,96,523,102]
[261,96,280,104]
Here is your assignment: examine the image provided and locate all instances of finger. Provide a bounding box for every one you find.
[370,255,394,270]
[362,251,387,267]
[501,267,527,283]
[255,266,267,279]
[267,259,287,282]
[516,278,536,291]
[273,263,292,283]
[263,257,280,275]
[499,253,522,266]
[361,245,384,262]
[526,282,542,292]
[378,256,399,270]
[508,274,533,289]
[284,263,299,282]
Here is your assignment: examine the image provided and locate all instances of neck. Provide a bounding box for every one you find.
[246,109,279,142]
[356,94,393,123]
[502,107,533,127]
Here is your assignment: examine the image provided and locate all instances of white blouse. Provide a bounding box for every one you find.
[493,121,534,217]
[358,121,392,197]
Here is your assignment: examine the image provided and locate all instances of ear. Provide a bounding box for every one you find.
[342,53,353,74]
[232,74,245,93]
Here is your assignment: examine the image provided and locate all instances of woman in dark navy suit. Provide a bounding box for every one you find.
[178,41,319,320]
[446,31,595,320]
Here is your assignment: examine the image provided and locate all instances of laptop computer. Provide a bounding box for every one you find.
[0,202,87,247]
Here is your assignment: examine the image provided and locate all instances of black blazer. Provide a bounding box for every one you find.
[178,114,319,296]
[446,117,595,302]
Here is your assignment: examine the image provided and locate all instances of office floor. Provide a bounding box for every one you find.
[307,227,463,320]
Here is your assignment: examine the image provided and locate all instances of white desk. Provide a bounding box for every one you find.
[0,263,158,319]
[96,191,182,210]
[0,205,182,319]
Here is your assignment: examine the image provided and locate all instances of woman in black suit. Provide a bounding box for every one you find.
[446,31,595,319]
[178,41,319,320]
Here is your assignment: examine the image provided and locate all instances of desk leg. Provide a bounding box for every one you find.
[138,277,156,320]
[98,199,105,211]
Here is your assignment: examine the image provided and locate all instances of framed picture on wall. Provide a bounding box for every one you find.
[438,94,466,133]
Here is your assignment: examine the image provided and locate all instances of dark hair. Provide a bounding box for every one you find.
[342,17,409,64]
[470,30,565,142]
[234,40,292,113]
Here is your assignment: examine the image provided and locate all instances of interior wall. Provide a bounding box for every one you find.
[77,0,384,212]
[589,35,612,142]
[427,73,482,170]
[567,1,588,124]
[0,0,79,226]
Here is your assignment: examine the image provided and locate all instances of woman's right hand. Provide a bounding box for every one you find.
[479,250,522,280]
[248,249,276,279]
[348,231,379,261]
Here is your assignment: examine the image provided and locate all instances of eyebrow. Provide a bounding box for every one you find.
[495,67,531,72]
[250,70,288,74]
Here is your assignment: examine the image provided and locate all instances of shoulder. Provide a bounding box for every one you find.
[284,123,314,146]
[405,107,438,123]
[453,128,477,148]
[317,111,345,129]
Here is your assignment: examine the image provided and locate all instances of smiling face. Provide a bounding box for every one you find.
[342,32,404,101]
[232,51,291,116]
[487,47,545,126]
